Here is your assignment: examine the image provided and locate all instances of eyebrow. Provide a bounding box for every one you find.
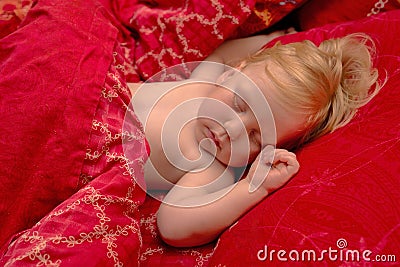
[234,74,256,99]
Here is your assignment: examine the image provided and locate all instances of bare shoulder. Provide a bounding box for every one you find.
[127,82,141,96]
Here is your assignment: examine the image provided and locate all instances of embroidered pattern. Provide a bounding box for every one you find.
[5,186,142,267]
[368,0,389,16]
[2,43,148,266]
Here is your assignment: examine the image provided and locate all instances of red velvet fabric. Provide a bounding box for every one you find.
[0,0,121,248]
[296,0,400,30]
[232,0,309,38]
[0,0,32,39]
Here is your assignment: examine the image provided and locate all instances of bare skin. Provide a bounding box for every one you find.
[128,29,304,247]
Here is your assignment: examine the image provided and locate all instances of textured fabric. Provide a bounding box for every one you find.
[0,0,32,38]
[102,0,257,80]
[232,0,309,38]
[139,195,216,266]
[296,0,400,30]
[0,0,121,248]
[0,41,148,265]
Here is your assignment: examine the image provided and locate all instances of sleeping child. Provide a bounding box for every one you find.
[127,31,380,247]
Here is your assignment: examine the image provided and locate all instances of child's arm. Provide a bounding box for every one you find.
[190,29,292,81]
[205,30,289,66]
[157,147,299,247]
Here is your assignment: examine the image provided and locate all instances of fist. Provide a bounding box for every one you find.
[247,145,299,193]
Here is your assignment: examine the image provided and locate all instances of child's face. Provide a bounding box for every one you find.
[195,62,307,167]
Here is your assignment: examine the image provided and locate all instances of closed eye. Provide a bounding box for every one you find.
[250,130,261,148]
[232,93,245,113]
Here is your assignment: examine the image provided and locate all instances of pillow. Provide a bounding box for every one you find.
[208,10,400,266]
[296,0,400,30]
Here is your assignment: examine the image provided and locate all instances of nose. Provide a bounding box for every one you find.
[223,117,246,140]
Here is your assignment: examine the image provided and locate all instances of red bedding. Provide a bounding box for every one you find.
[1,0,399,266]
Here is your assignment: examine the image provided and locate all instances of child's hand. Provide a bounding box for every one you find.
[246,145,299,193]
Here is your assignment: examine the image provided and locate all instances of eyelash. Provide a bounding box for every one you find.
[232,94,244,112]
[232,93,261,147]
[250,131,261,147]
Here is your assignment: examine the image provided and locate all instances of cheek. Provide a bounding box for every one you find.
[242,142,260,166]
[247,146,260,164]
[226,138,259,167]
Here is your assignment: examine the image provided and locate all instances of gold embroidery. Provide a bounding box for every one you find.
[180,249,214,267]
[140,246,164,262]
[368,0,389,16]
[254,9,272,27]
[5,186,142,267]
[140,213,158,238]
[133,0,251,75]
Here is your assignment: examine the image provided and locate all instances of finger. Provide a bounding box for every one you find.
[260,144,275,164]
[248,145,275,193]
[285,27,297,34]
[273,149,297,162]
[271,149,298,164]
[272,151,299,175]
[273,151,298,166]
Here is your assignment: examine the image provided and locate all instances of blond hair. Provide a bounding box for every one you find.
[242,33,381,149]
